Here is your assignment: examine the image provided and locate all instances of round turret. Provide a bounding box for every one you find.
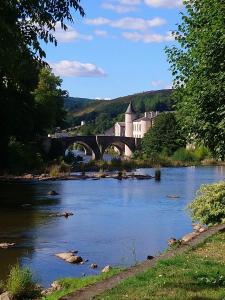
[125,102,135,157]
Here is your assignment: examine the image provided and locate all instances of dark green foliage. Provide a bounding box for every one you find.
[34,68,67,133]
[0,0,84,172]
[7,138,44,174]
[166,0,225,159]
[64,97,96,112]
[142,113,185,157]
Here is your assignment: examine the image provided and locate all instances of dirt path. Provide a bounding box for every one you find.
[59,223,225,300]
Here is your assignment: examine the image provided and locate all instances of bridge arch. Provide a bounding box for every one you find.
[101,141,126,157]
[63,137,101,160]
[68,141,93,157]
[96,136,136,158]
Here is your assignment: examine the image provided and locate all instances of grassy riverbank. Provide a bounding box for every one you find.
[41,230,225,300]
[43,268,122,300]
[96,231,225,300]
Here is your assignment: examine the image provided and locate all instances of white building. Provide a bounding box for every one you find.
[114,102,160,156]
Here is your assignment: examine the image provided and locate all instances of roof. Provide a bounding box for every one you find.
[134,117,151,122]
[116,122,125,126]
[125,102,135,114]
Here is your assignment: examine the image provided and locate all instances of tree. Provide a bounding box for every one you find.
[0,0,84,171]
[34,68,67,134]
[166,0,225,159]
[142,113,184,157]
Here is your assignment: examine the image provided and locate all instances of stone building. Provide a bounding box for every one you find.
[114,102,160,156]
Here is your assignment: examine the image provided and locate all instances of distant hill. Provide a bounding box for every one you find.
[64,97,96,112]
[65,89,174,129]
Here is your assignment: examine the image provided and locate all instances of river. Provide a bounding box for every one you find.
[0,166,224,286]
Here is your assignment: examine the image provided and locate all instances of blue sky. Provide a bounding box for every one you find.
[42,0,183,99]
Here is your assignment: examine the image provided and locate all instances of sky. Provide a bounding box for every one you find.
[42,0,184,99]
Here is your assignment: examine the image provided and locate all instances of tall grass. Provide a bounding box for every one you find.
[49,161,71,177]
[5,264,40,299]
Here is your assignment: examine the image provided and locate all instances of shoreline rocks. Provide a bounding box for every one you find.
[91,263,98,269]
[101,265,112,273]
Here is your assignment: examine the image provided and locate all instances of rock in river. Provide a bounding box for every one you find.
[0,243,15,249]
[48,190,59,196]
[55,252,83,264]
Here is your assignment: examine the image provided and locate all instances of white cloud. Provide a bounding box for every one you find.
[94,30,108,37]
[50,60,107,77]
[84,17,111,26]
[101,2,137,13]
[111,17,166,30]
[122,31,174,43]
[151,80,164,87]
[164,83,173,89]
[120,0,141,4]
[54,22,93,42]
[144,0,183,8]
[85,17,166,30]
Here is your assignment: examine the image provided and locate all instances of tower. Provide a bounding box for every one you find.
[125,102,135,157]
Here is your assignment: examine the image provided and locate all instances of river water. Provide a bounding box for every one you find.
[0,166,224,286]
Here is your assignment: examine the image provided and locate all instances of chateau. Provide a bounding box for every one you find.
[113,102,160,156]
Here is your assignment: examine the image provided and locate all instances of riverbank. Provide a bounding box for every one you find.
[0,158,223,183]
[0,172,154,182]
[42,223,225,300]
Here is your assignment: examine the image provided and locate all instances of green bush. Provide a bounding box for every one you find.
[6,264,40,299]
[187,182,225,225]
[7,137,44,174]
[172,148,198,163]
[194,146,211,161]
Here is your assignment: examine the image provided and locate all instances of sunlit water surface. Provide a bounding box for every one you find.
[0,166,224,286]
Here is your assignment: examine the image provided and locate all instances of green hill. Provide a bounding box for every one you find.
[64,97,96,112]
[65,89,173,134]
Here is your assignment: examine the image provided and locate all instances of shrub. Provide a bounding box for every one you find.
[6,264,40,299]
[7,137,44,174]
[110,157,122,169]
[49,161,70,177]
[172,148,198,163]
[187,182,225,225]
[194,146,211,161]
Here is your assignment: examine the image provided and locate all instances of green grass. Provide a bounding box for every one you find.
[95,232,225,300]
[43,268,122,300]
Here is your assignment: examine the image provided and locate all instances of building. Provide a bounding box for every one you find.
[114,102,160,156]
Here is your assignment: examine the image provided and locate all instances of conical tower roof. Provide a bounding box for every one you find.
[125,102,135,114]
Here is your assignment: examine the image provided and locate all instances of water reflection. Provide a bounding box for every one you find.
[0,166,224,286]
[0,182,62,280]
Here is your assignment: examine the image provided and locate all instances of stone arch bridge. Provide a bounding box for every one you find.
[42,135,141,160]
